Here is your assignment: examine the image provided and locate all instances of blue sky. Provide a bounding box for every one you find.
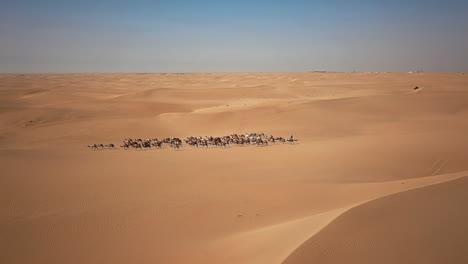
[1,0,467,73]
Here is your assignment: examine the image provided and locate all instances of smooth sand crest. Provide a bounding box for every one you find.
[1,73,468,263]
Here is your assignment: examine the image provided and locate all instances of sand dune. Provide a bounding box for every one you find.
[1,73,468,263]
[283,174,468,264]
[206,171,468,264]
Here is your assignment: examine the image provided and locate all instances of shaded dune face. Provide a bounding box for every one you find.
[1,73,468,264]
[283,176,468,264]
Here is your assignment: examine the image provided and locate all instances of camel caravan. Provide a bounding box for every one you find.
[88,133,297,151]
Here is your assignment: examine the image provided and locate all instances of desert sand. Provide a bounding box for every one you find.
[1,72,467,263]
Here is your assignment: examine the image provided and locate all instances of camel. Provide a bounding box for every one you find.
[121,143,130,150]
[275,137,286,143]
[287,135,298,143]
[152,141,163,148]
[171,141,181,150]
[88,144,98,150]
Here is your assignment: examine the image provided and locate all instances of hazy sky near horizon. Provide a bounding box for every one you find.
[1,0,467,73]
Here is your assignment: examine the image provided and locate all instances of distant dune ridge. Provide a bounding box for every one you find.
[1,73,468,264]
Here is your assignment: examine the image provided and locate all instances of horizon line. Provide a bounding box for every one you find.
[1,71,466,75]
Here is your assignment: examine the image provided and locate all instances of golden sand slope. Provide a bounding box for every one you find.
[1,73,468,264]
[283,175,468,264]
